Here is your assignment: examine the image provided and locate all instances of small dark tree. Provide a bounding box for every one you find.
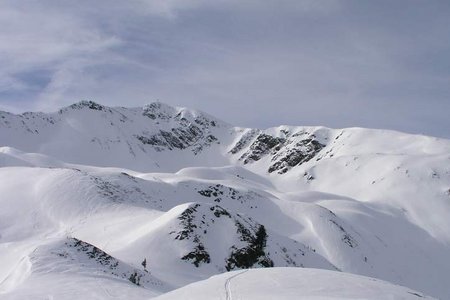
[141,258,147,270]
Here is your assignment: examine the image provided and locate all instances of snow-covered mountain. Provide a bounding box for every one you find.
[1,100,449,299]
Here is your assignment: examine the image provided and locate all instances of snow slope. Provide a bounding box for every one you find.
[0,101,449,299]
[155,268,433,300]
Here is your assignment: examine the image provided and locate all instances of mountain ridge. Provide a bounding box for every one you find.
[0,100,449,299]
[1,100,448,171]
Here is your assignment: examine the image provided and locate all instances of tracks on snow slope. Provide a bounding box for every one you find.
[225,270,248,300]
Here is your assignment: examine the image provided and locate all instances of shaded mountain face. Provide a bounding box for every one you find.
[0,101,449,299]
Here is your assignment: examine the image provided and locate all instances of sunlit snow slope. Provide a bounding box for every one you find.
[155,268,432,300]
[0,101,448,299]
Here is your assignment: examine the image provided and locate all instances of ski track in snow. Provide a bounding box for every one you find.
[225,270,248,300]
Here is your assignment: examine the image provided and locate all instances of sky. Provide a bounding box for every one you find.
[0,0,449,138]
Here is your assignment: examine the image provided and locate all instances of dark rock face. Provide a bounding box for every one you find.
[171,203,274,270]
[68,100,107,111]
[197,184,242,204]
[136,127,216,153]
[268,139,325,174]
[143,102,174,120]
[135,134,169,148]
[226,224,273,271]
[58,238,152,286]
[181,244,211,267]
[240,134,286,164]
[175,204,204,241]
[66,238,120,268]
[137,104,220,154]
[160,130,186,149]
[233,131,326,174]
[229,129,259,154]
[175,204,212,267]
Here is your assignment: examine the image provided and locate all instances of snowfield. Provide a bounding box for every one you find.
[155,268,433,300]
[0,101,448,299]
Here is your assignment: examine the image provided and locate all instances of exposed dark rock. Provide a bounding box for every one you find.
[234,131,325,174]
[211,205,231,218]
[56,237,158,287]
[142,102,174,120]
[329,219,358,248]
[68,100,106,111]
[128,271,142,286]
[197,184,253,206]
[135,134,167,148]
[172,203,277,270]
[269,139,325,174]
[66,238,119,268]
[136,110,220,154]
[226,224,274,270]
[175,204,201,241]
[229,129,259,154]
[198,184,224,198]
[160,130,186,149]
[240,134,286,164]
[181,243,211,267]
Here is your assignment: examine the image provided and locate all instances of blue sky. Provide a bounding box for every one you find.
[0,0,449,138]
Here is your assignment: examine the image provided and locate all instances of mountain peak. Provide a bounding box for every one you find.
[143,102,178,120]
[67,100,107,111]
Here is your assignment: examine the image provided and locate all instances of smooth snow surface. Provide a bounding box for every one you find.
[155,268,433,300]
[0,101,449,299]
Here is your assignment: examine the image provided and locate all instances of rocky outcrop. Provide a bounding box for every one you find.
[232,130,326,174]
[170,203,331,271]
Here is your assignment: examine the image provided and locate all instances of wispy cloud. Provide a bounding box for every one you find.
[0,0,449,138]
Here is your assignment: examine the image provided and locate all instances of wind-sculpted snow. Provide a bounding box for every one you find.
[1,101,450,299]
